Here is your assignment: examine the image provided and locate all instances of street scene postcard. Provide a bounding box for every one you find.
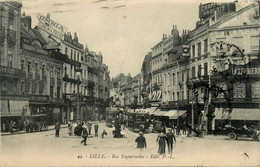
[0,0,260,166]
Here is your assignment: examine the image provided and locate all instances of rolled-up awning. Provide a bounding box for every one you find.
[214,108,260,120]
[164,110,187,119]
[1,100,30,117]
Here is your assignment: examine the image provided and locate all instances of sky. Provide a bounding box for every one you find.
[19,0,202,77]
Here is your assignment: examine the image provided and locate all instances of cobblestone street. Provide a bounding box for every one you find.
[1,123,260,166]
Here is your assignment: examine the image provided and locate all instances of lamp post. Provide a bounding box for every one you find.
[75,67,82,122]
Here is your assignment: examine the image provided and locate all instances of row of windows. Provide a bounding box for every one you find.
[21,59,62,80]
[191,63,208,78]
[192,39,208,58]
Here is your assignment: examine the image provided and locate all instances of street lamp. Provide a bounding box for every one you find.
[75,67,82,122]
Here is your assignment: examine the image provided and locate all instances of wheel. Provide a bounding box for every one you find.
[228,133,237,140]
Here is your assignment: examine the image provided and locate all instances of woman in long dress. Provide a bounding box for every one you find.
[157,132,167,154]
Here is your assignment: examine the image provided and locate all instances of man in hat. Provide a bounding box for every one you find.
[81,124,88,145]
[135,132,147,149]
[166,129,176,154]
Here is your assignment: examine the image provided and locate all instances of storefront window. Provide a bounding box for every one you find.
[252,81,260,98]
[233,82,246,98]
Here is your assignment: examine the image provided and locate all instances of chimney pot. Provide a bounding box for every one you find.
[47,13,50,19]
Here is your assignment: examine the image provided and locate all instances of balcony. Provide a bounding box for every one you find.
[50,78,55,85]
[35,73,40,80]
[0,66,25,78]
[7,29,16,46]
[63,74,81,84]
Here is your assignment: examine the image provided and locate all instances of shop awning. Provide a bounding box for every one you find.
[145,107,157,114]
[164,110,187,119]
[1,100,30,117]
[153,109,168,116]
[214,108,260,120]
[156,91,162,100]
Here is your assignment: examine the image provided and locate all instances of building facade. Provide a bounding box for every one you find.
[188,2,260,132]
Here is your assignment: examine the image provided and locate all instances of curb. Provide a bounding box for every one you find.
[1,126,67,136]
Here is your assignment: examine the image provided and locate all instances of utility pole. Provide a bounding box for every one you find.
[191,81,194,135]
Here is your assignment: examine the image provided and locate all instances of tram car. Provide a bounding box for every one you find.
[106,107,125,128]
[127,109,150,133]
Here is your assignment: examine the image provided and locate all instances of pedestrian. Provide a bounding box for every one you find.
[182,121,187,135]
[156,132,167,155]
[55,122,60,137]
[135,132,147,149]
[94,124,99,137]
[88,123,92,135]
[81,124,88,145]
[68,122,73,136]
[166,129,176,154]
[101,129,107,138]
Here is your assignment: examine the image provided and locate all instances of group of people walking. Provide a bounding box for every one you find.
[135,128,176,155]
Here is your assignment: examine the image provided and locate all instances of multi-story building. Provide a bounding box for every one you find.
[188,2,260,132]
[150,25,181,107]
[20,13,65,124]
[0,2,27,131]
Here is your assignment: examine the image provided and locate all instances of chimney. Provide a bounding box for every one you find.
[47,13,50,19]
[173,25,175,30]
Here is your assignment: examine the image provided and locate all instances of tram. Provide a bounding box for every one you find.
[127,109,150,133]
[105,107,125,128]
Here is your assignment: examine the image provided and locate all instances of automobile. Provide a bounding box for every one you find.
[226,124,260,141]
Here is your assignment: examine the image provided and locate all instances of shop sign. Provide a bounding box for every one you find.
[37,13,67,40]
[234,67,260,75]
[199,3,235,19]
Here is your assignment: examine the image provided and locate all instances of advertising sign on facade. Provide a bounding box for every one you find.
[199,3,236,19]
[37,13,67,40]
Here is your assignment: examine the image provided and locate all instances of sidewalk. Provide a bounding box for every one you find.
[1,124,68,136]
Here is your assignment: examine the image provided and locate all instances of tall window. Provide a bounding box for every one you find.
[74,51,76,60]
[251,36,259,52]
[65,47,68,55]
[50,67,53,78]
[70,49,73,59]
[35,63,38,74]
[192,45,195,58]
[77,52,79,61]
[64,67,67,76]
[172,92,175,101]
[50,85,54,98]
[204,63,208,76]
[57,68,60,79]
[8,11,14,30]
[197,42,201,57]
[182,70,185,81]
[57,86,60,98]
[198,65,201,77]
[192,66,196,78]
[204,39,208,53]
[21,60,25,71]
[172,73,175,86]
[28,62,31,73]
[64,83,67,93]
[7,50,13,67]
[42,65,45,76]
[177,92,179,101]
